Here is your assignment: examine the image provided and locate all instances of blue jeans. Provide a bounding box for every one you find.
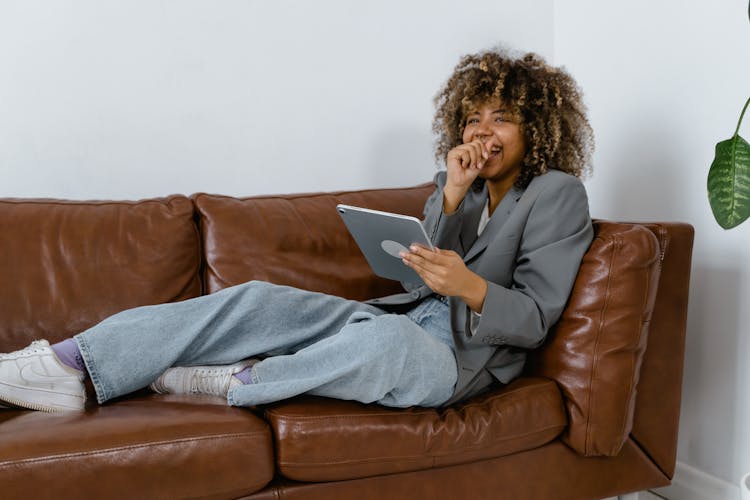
[75,281,457,408]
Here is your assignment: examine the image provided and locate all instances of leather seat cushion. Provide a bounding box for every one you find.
[0,394,275,499]
[265,377,566,482]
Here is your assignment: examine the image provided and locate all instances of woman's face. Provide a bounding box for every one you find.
[461,100,526,184]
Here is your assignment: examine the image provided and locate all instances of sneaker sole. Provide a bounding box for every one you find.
[0,385,85,412]
[0,394,83,412]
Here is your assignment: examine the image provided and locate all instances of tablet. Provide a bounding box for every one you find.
[337,204,434,283]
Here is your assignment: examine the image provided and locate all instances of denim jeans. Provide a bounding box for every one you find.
[75,281,457,408]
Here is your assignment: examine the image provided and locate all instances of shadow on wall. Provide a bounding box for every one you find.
[681,264,743,480]
[365,124,436,190]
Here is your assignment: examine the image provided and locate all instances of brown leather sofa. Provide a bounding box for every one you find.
[0,182,693,500]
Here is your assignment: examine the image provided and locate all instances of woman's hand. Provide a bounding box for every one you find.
[401,244,488,313]
[443,139,492,213]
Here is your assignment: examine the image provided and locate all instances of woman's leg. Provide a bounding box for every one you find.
[75,280,384,404]
[229,310,458,408]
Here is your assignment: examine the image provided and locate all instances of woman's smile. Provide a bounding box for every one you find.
[461,101,525,185]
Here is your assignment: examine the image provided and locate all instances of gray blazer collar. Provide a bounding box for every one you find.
[462,183,524,263]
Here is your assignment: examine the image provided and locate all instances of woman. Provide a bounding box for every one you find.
[0,47,594,412]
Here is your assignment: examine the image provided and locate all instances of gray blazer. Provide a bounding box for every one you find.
[366,169,593,405]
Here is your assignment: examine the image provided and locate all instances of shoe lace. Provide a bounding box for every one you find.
[0,340,49,359]
[189,368,231,396]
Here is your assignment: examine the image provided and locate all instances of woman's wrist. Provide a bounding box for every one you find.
[460,272,488,313]
[442,185,469,214]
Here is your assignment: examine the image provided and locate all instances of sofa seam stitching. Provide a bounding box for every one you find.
[266,382,558,423]
[0,432,260,468]
[192,184,431,204]
[616,233,652,447]
[0,197,188,207]
[583,235,618,455]
[277,422,566,467]
[615,227,662,452]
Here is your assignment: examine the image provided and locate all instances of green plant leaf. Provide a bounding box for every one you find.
[707,134,750,229]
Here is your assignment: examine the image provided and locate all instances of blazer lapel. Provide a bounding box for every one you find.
[458,187,488,254]
[463,185,524,263]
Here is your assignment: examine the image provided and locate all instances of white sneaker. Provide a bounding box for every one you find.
[0,340,86,412]
[149,360,257,397]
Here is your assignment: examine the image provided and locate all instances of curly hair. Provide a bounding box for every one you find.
[432,47,594,189]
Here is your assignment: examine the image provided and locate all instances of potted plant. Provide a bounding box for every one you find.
[707,3,750,229]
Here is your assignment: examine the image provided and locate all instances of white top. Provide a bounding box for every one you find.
[477,198,491,236]
[469,198,492,333]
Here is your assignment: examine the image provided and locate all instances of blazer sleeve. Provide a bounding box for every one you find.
[468,175,593,349]
[421,171,466,253]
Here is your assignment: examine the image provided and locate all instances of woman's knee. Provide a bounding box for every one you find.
[238,279,268,291]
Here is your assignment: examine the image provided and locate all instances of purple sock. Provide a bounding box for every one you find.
[51,339,87,374]
[233,366,254,385]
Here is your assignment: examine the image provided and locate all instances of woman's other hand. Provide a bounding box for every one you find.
[400,244,487,313]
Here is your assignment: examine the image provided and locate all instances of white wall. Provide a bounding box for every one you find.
[554,0,750,495]
[0,0,552,200]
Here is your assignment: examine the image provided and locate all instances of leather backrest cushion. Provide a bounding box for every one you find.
[0,196,201,351]
[194,185,433,299]
[526,221,662,457]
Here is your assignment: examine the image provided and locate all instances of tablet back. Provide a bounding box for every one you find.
[337,204,432,283]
